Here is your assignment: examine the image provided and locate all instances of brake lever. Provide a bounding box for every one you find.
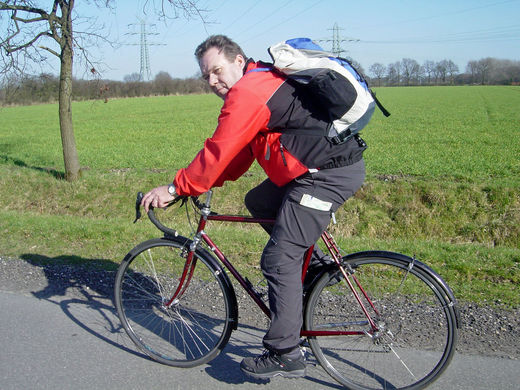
[135,191,187,224]
[166,195,187,208]
[134,192,144,223]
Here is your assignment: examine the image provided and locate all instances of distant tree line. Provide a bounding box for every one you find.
[0,71,211,105]
[367,57,520,87]
[2,57,519,105]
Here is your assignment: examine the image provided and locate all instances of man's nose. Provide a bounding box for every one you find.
[208,73,218,86]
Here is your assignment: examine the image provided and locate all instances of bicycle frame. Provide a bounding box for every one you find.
[165,190,379,337]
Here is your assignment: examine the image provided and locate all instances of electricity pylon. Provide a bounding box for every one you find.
[125,18,166,81]
[318,23,359,57]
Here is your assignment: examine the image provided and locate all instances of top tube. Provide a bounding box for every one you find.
[135,190,276,237]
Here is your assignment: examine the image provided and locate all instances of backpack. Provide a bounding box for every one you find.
[268,38,390,144]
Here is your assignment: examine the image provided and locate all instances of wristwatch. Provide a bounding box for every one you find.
[167,184,177,198]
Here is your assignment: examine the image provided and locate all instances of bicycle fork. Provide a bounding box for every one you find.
[160,233,204,308]
[161,195,212,309]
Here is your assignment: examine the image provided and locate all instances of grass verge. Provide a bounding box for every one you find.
[1,164,518,306]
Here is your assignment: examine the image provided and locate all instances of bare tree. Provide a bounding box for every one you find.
[124,73,142,83]
[154,71,174,95]
[466,58,520,85]
[497,59,520,84]
[445,60,459,85]
[387,61,402,86]
[368,63,385,87]
[465,60,478,84]
[435,60,449,84]
[476,58,493,85]
[1,1,81,180]
[401,58,420,86]
[423,60,435,85]
[0,0,205,181]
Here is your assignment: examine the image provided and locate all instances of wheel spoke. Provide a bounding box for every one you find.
[114,239,233,367]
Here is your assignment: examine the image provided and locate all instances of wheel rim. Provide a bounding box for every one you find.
[116,242,231,366]
[305,257,457,390]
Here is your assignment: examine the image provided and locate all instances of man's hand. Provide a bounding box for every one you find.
[141,185,175,213]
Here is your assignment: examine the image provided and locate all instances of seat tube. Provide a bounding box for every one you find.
[301,245,314,283]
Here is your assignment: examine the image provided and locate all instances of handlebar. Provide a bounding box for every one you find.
[134,192,182,238]
[134,191,215,237]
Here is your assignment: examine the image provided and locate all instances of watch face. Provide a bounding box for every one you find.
[168,185,175,195]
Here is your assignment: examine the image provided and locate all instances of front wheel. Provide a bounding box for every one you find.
[114,236,236,367]
[304,252,458,390]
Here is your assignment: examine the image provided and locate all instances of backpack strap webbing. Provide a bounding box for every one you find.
[370,90,391,117]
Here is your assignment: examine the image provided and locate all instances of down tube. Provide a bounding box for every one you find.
[201,232,271,318]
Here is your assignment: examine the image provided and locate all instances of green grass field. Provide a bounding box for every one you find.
[1,86,519,306]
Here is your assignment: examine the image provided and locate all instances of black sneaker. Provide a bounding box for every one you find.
[240,349,306,379]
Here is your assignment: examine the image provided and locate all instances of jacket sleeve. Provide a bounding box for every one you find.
[173,85,270,196]
[212,144,255,188]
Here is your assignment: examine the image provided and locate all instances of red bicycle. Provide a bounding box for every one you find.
[114,190,459,390]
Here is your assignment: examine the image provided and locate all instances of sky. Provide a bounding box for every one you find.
[26,0,520,80]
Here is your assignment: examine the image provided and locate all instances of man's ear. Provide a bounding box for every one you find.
[235,54,246,69]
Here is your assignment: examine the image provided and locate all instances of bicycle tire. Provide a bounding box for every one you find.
[304,251,458,390]
[114,236,237,367]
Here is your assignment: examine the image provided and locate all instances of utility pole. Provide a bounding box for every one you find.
[125,18,166,81]
[318,23,359,57]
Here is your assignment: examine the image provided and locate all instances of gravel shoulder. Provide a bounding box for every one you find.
[1,257,518,360]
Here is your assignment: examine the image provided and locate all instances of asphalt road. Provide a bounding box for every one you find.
[1,289,519,390]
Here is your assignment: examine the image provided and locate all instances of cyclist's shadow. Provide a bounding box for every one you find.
[203,322,269,384]
[20,253,147,360]
[20,253,340,388]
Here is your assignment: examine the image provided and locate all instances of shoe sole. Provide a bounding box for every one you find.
[241,367,306,380]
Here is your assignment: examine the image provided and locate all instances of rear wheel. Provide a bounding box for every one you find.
[304,253,458,390]
[114,236,235,367]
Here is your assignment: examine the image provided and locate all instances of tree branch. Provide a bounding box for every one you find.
[0,2,49,18]
[1,3,57,54]
[11,14,46,23]
[141,0,208,21]
[1,0,210,77]
[6,30,55,54]
[38,45,60,57]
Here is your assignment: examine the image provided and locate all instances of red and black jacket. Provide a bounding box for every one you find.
[174,60,366,196]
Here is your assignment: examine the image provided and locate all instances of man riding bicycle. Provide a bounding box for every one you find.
[141,35,366,379]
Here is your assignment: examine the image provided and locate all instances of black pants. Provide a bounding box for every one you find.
[244,160,366,354]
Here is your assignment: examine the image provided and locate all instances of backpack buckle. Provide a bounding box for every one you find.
[330,129,352,145]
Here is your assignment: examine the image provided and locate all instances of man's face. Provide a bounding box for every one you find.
[199,47,245,99]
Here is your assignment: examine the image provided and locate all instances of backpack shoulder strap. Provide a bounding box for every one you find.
[246,67,272,74]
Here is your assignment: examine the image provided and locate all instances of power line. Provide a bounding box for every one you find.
[125,18,166,81]
[362,25,520,45]
[222,0,263,32]
[362,0,519,30]
[239,0,323,44]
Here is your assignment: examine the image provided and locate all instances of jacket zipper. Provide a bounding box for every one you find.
[280,143,288,166]
[265,144,270,160]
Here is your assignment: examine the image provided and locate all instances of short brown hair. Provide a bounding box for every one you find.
[195,35,247,63]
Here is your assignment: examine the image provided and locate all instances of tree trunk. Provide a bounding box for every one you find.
[58,1,81,181]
